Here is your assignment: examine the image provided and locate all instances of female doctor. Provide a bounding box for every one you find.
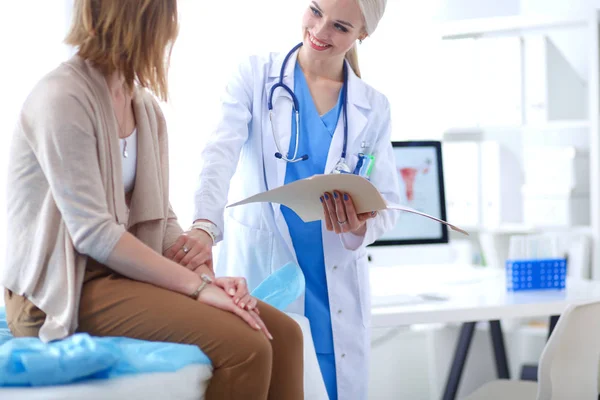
[177,0,400,398]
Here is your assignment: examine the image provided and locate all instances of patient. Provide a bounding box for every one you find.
[0,1,303,399]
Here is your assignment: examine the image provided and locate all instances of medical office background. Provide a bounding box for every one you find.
[1,0,599,398]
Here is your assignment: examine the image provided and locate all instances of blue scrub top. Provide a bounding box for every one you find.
[281,62,343,400]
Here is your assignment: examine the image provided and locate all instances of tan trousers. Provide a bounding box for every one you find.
[5,260,304,400]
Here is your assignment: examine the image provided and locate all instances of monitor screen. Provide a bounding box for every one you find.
[371,140,448,246]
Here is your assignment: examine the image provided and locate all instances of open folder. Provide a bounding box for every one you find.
[227,174,469,236]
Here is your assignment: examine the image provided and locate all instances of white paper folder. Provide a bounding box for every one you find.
[227,174,469,236]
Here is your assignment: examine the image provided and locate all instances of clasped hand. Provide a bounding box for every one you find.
[165,231,269,338]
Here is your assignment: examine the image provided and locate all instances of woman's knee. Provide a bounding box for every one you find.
[246,330,273,366]
[281,315,303,348]
[270,312,303,358]
[218,328,273,372]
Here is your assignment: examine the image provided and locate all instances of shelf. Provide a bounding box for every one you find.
[440,15,588,40]
[436,9,600,279]
[451,224,594,235]
[443,120,590,141]
[521,120,590,130]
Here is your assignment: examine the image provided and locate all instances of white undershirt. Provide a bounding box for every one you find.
[119,128,137,193]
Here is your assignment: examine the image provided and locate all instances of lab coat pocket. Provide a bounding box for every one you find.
[354,253,372,328]
[220,216,275,291]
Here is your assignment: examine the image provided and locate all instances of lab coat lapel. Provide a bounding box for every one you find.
[325,61,370,175]
[262,47,300,259]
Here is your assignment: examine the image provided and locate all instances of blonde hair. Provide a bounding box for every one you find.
[345,0,387,78]
[65,0,179,102]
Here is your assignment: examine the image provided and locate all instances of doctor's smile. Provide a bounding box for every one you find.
[307,32,332,50]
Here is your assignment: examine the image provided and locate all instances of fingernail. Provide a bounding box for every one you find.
[255,325,261,330]
[324,193,329,200]
[333,192,338,199]
[229,289,235,295]
[320,197,324,203]
[234,298,239,304]
[344,193,349,201]
[240,303,245,309]
[268,334,273,340]
[371,211,376,216]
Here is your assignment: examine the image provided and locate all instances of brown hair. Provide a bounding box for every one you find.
[65,0,178,101]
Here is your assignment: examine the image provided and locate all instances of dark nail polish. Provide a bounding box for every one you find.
[334,192,339,199]
[324,193,329,200]
[320,197,324,203]
[344,193,349,201]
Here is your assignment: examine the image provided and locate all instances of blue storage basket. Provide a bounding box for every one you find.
[505,258,567,292]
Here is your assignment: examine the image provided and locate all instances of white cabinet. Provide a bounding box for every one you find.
[438,12,600,278]
[480,141,524,227]
[521,146,590,227]
[443,142,480,228]
[522,189,590,226]
[476,38,523,126]
[522,34,588,124]
[440,25,588,129]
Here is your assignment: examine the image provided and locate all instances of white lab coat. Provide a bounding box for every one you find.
[194,48,400,400]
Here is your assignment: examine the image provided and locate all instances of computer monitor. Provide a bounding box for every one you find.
[370,140,448,246]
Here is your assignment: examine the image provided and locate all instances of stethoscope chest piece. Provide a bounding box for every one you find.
[331,157,352,174]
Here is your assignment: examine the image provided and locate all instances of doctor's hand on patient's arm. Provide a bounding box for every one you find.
[164,230,214,276]
[197,284,272,340]
[321,191,377,236]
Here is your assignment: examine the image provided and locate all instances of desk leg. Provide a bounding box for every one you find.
[489,320,510,379]
[547,315,559,340]
[442,322,476,400]
[520,314,561,381]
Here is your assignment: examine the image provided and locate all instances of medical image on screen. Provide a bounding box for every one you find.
[399,160,431,203]
[377,144,446,244]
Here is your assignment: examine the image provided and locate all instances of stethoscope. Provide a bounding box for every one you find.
[268,42,351,174]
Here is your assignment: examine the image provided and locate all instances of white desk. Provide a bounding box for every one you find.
[370,264,600,326]
[368,264,600,400]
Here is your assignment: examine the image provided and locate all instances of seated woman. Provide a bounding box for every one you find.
[0,0,303,399]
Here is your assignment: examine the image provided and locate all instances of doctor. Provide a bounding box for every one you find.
[176,0,400,398]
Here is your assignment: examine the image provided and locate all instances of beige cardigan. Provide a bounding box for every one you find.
[1,56,183,342]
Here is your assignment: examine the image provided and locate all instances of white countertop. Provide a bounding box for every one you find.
[369,264,600,328]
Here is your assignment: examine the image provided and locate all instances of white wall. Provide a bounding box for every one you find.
[0,1,71,273]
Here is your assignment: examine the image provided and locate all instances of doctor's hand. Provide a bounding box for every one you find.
[321,191,378,236]
[213,276,258,313]
[196,284,272,340]
[164,230,214,274]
